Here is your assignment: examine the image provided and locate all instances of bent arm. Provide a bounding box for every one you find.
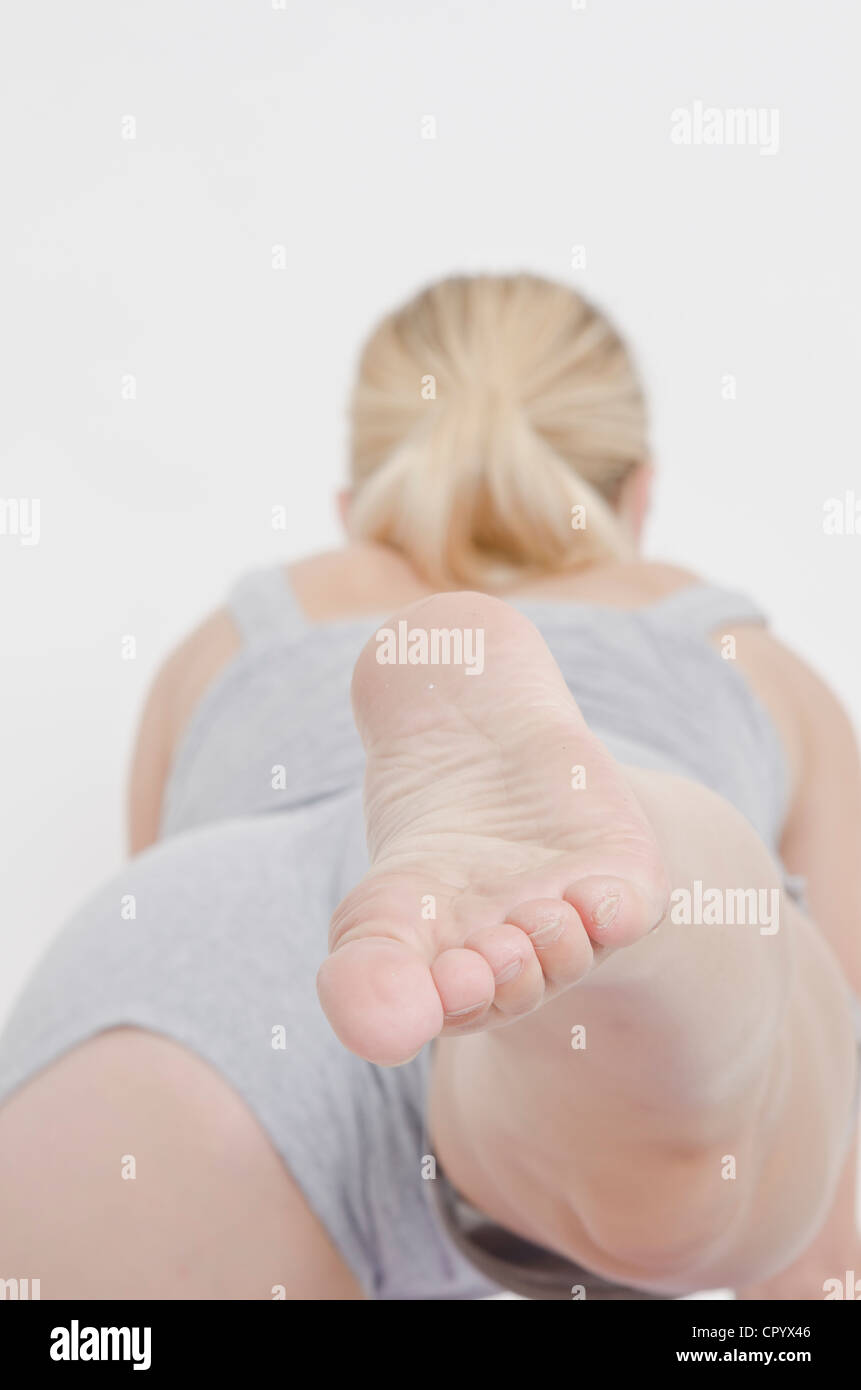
[127,608,241,854]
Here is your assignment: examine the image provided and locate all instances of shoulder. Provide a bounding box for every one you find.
[152,606,243,745]
[128,604,242,852]
[149,546,406,725]
[712,616,851,729]
[714,622,858,803]
[629,564,858,797]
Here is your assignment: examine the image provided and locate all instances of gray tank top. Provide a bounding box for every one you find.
[162,567,791,854]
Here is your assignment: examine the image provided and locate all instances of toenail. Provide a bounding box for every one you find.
[591,892,621,929]
[444,1002,487,1019]
[494,958,522,985]
[528,916,564,947]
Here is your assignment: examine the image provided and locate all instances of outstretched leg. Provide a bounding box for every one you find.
[318,591,858,1293]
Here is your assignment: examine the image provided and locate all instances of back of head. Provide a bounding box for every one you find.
[348,273,648,590]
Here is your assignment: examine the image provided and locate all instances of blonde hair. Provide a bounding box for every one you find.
[348,273,648,590]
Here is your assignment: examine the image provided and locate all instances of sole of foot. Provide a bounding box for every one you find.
[317,591,669,1065]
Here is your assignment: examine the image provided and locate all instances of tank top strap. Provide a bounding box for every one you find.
[226,566,310,646]
[643,583,769,640]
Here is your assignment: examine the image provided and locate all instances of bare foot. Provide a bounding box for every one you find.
[317,592,669,1065]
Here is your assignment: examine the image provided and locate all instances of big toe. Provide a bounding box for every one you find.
[316,936,443,1066]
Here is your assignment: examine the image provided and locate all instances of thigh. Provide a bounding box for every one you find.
[0,1027,363,1299]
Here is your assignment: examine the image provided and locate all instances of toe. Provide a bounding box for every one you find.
[563,874,667,949]
[463,923,544,1016]
[316,936,442,1067]
[432,947,495,1028]
[505,898,594,990]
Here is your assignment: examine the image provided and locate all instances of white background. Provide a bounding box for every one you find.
[2,0,860,1032]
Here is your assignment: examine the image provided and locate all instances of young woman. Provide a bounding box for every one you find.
[1,274,858,1300]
